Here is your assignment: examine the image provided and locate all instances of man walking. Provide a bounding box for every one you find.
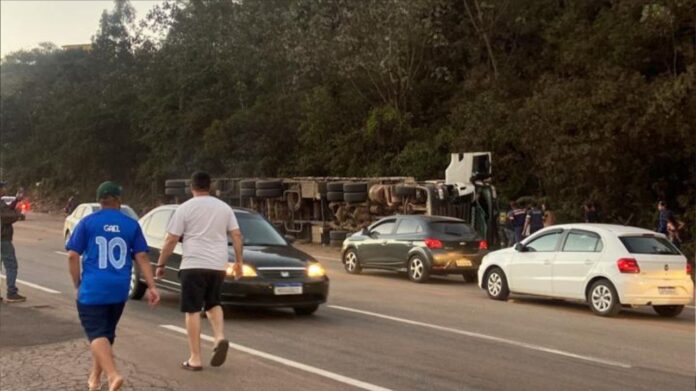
[0,181,26,303]
[66,181,160,391]
[524,201,545,236]
[156,171,244,371]
[656,201,674,235]
[509,201,527,244]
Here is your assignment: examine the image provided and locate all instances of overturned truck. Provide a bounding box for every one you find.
[164,152,499,247]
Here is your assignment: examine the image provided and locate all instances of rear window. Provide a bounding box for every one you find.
[619,236,680,255]
[429,222,474,237]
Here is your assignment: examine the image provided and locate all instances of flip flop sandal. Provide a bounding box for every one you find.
[180,361,203,371]
[210,339,229,367]
[88,382,102,391]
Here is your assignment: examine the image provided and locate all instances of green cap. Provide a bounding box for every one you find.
[96,181,122,200]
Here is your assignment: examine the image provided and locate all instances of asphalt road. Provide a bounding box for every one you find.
[2,213,695,391]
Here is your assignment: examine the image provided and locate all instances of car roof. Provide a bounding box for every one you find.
[393,215,466,223]
[147,204,257,215]
[80,202,133,207]
[548,223,657,236]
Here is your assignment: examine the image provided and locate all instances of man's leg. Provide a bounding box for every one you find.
[90,338,123,390]
[185,312,202,367]
[205,305,225,343]
[0,241,20,298]
[88,350,103,389]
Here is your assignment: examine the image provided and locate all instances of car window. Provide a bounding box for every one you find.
[429,221,474,236]
[237,213,286,246]
[72,206,83,218]
[563,231,603,252]
[121,206,139,220]
[371,220,396,236]
[395,219,422,235]
[145,211,172,239]
[619,236,680,255]
[525,231,562,252]
[82,206,94,218]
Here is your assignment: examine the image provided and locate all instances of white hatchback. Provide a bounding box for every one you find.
[478,224,694,317]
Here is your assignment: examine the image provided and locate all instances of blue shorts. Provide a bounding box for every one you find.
[76,301,126,345]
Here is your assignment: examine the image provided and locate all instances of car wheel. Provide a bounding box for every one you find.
[408,255,430,283]
[294,305,319,316]
[128,265,147,300]
[653,305,684,317]
[588,279,621,317]
[462,270,478,283]
[343,249,362,274]
[485,267,510,300]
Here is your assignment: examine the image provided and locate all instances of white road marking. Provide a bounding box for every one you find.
[54,251,69,256]
[0,275,61,294]
[160,325,392,391]
[329,305,632,369]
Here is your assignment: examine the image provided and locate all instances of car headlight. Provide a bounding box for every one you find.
[226,264,258,278]
[307,263,326,278]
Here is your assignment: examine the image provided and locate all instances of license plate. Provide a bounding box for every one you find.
[456,258,472,267]
[274,283,303,295]
[658,287,676,295]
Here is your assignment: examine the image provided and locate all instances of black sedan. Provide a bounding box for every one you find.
[341,215,488,283]
[129,205,329,315]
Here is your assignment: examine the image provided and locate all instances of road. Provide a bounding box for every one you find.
[1,213,695,390]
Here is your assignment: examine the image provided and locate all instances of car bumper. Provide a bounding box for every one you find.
[429,251,485,274]
[615,277,694,306]
[220,278,329,307]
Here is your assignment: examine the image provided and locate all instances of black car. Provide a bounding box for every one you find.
[341,215,488,283]
[129,205,329,315]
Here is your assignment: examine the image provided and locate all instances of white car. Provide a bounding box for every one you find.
[478,224,694,317]
[64,203,139,241]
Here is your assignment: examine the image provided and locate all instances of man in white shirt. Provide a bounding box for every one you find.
[155,172,244,371]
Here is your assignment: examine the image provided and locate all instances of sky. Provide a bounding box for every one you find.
[0,0,162,58]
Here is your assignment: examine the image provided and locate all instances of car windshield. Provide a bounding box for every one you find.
[429,221,475,237]
[236,213,287,246]
[619,236,680,255]
[91,205,138,220]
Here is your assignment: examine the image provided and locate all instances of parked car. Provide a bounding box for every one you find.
[341,215,488,283]
[478,224,694,317]
[130,205,329,315]
[64,203,138,240]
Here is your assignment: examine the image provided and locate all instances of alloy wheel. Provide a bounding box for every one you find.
[488,273,502,296]
[345,252,357,272]
[410,258,424,280]
[591,285,612,312]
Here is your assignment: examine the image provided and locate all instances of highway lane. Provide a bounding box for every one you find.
[5,213,696,390]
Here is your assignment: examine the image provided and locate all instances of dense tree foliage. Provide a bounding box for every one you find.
[1,0,694,252]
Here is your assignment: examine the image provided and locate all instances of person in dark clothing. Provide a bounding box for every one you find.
[64,195,77,215]
[583,202,600,223]
[656,201,674,235]
[503,205,515,247]
[0,181,26,303]
[509,201,527,244]
[524,202,545,236]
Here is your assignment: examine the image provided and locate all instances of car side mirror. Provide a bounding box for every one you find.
[514,243,526,252]
[284,235,296,244]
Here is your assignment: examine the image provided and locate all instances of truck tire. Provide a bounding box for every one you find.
[395,185,416,197]
[344,192,367,203]
[165,187,186,196]
[256,180,283,190]
[240,188,256,197]
[165,179,187,188]
[256,188,283,198]
[327,192,344,202]
[330,239,344,247]
[240,180,256,189]
[343,182,368,193]
[327,182,344,192]
[329,230,348,241]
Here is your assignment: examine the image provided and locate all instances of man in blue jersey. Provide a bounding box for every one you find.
[66,181,160,391]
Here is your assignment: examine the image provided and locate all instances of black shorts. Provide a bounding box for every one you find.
[179,269,226,313]
[76,301,126,345]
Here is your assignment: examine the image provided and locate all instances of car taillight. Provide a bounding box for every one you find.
[424,238,443,249]
[617,258,640,273]
[479,240,488,250]
[687,263,693,275]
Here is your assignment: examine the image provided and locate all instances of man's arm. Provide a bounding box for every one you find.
[155,233,180,277]
[229,228,244,277]
[67,250,81,289]
[134,252,160,307]
[0,204,20,225]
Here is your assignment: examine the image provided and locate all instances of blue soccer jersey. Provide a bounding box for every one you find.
[66,209,148,305]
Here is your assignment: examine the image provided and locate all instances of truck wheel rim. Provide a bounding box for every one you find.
[591,285,612,311]
[488,273,502,296]
[345,252,357,271]
[410,258,424,280]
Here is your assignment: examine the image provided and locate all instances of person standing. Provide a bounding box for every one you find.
[666,216,685,249]
[509,201,527,244]
[542,202,556,227]
[0,181,26,303]
[66,181,160,391]
[524,202,544,236]
[656,201,674,235]
[156,171,244,371]
[583,202,600,223]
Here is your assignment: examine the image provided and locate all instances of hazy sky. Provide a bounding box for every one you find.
[1,0,162,57]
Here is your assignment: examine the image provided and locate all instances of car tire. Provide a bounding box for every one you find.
[240,188,256,197]
[256,188,283,198]
[653,305,684,317]
[165,179,187,188]
[165,187,186,196]
[240,180,256,189]
[344,192,367,203]
[408,255,430,283]
[327,192,344,202]
[256,180,283,190]
[343,182,368,193]
[128,265,147,300]
[329,230,347,241]
[462,270,478,283]
[294,305,319,316]
[343,249,362,274]
[485,267,510,300]
[327,182,344,192]
[330,239,343,247]
[395,185,416,197]
[587,279,622,317]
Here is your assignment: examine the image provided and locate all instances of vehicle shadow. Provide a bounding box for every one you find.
[356,270,476,285]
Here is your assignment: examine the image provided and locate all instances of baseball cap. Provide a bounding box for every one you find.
[96,181,122,200]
